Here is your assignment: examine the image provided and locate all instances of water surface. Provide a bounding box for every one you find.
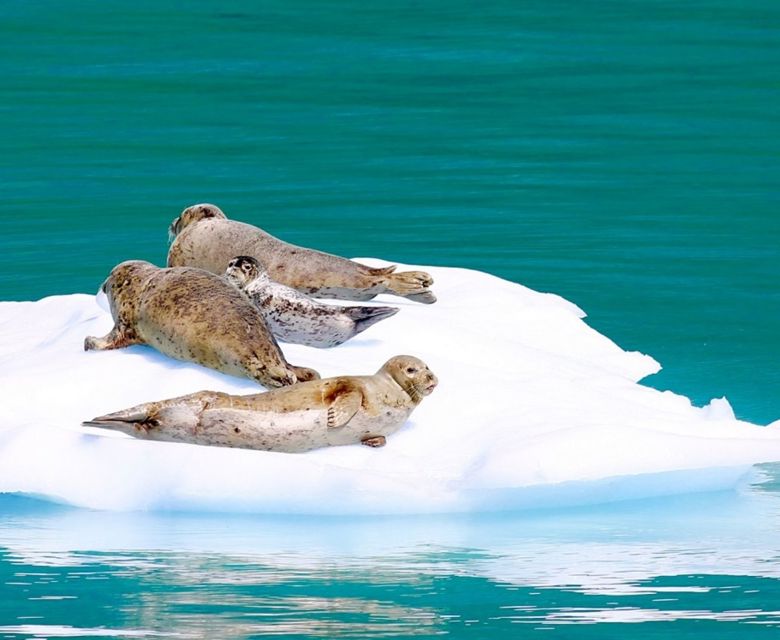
[1,1,779,637]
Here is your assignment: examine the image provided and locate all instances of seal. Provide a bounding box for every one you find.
[84,260,319,388]
[225,255,400,348]
[167,203,436,304]
[83,355,438,453]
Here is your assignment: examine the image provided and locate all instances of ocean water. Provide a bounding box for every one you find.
[2,1,779,638]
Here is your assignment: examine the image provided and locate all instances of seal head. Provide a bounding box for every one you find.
[381,355,438,404]
[225,255,264,288]
[168,203,227,241]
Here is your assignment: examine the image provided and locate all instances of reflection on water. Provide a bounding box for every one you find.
[2,467,780,638]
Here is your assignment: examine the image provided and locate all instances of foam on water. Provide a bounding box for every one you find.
[1,261,778,514]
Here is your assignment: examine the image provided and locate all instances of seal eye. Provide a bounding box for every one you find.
[406,367,417,375]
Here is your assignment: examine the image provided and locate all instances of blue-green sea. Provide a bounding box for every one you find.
[2,1,779,637]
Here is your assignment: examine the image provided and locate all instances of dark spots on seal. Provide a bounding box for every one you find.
[322,380,352,405]
[234,427,240,433]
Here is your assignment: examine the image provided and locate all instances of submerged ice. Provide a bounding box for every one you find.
[1,261,779,514]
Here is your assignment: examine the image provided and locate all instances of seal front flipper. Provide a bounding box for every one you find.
[84,324,141,351]
[361,435,386,448]
[326,388,363,429]
[290,364,320,382]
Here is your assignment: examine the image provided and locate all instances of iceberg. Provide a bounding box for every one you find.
[1,261,778,514]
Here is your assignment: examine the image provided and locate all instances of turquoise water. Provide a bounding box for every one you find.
[2,1,779,637]
[3,475,780,638]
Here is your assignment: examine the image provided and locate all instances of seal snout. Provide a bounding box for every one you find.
[423,372,438,395]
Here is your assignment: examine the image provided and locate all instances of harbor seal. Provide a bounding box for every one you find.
[225,255,400,348]
[84,260,319,388]
[167,203,436,304]
[83,355,438,452]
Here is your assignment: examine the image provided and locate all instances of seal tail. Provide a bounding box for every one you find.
[381,271,436,304]
[344,306,400,334]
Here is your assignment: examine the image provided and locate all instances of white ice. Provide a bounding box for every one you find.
[0,261,778,514]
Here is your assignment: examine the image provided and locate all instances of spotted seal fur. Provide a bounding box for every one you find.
[225,255,399,348]
[84,260,319,388]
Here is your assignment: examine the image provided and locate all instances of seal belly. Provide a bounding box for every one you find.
[198,407,330,452]
[324,405,414,447]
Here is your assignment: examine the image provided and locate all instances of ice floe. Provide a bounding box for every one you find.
[0,261,778,513]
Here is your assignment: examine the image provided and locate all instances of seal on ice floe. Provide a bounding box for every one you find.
[224,255,399,348]
[167,203,436,304]
[83,355,438,452]
[84,260,319,388]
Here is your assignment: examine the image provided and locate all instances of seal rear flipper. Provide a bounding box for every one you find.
[344,306,400,334]
[381,271,436,304]
[84,324,141,351]
[82,407,156,437]
[358,264,397,277]
[401,290,437,304]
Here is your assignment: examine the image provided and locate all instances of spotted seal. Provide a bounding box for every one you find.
[224,255,399,348]
[84,260,319,388]
[167,203,436,304]
[83,355,438,452]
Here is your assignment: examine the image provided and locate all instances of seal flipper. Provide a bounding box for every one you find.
[290,365,320,382]
[381,271,436,304]
[343,306,399,334]
[84,323,141,351]
[361,435,387,448]
[358,264,397,277]
[326,389,362,428]
[82,404,158,438]
[83,393,215,441]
